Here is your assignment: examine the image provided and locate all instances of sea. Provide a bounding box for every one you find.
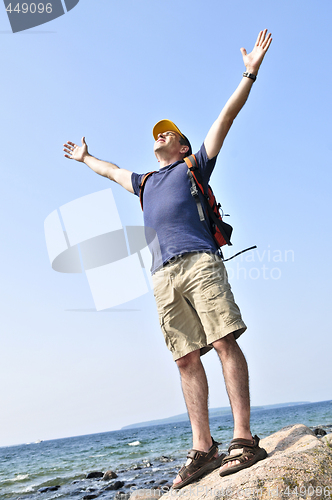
[1,400,331,500]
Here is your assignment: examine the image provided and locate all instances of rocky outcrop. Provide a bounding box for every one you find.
[143,424,332,500]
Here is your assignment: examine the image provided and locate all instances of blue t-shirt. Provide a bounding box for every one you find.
[131,143,219,274]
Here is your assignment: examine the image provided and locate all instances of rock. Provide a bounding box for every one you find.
[159,456,174,462]
[105,480,125,491]
[160,484,172,492]
[161,424,332,500]
[322,433,332,448]
[313,427,327,436]
[86,471,104,479]
[38,486,61,493]
[130,488,164,500]
[115,493,130,500]
[103,470,118,480]
[82,495,100,500]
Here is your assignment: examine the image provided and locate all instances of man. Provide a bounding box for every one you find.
[64,29,272,487]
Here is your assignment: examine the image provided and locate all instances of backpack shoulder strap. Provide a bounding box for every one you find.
[139,171,157,210]
[184,155,206,221]
[185,155,232,246]
[184,155,206,196]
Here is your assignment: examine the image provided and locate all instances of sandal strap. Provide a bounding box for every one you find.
[221,453,249,466]
[228,435,259,452]
[178,436,219,481]
[186,437,219,461]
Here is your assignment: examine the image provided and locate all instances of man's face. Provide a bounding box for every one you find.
[154,130,186,158]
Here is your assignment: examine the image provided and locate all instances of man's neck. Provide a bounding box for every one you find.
[157,154,183,169]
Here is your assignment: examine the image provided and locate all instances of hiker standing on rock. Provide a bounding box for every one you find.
[64,29,272,487]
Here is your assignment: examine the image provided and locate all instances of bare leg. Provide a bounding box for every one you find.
[212,333,252,471]
[173,349,217,485]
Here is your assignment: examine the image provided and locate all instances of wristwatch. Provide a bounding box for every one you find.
[243,72,257,82]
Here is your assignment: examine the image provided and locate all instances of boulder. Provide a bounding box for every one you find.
[322,433,332,448]
[160,424,332,500]
[105,481,125,491]
[115,493,130,500]
[38,486,61,493]
[86,471,104,479]
[313,428,327,437]
[103,470,118,480]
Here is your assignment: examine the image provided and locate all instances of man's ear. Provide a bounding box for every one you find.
[180,145,189,155]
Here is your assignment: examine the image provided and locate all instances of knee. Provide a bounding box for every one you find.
[175,350,201,371]
[212,333,237,356]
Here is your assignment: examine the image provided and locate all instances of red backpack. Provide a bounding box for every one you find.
[139,155,256,260]
[184,154,233,248]
[139,154,232,248]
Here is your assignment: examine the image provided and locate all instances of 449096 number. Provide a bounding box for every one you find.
[6,3,53,14]
[283,485,331,497]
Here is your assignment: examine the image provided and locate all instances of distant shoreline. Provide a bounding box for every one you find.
[121,401,310,430]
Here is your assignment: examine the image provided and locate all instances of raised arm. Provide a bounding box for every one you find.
[204,29,272,159]
[63,137,134,193]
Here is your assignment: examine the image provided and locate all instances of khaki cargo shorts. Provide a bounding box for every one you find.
[152,252,247,361]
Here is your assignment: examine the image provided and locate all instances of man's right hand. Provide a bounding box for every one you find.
[63,137,89,163]
[63,136,134,193]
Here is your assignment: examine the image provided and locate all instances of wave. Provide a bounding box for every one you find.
[1,474,30,485]
[128,441,140,446]
[13,474,29,481]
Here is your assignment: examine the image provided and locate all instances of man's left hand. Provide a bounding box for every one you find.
[241,29,272,75]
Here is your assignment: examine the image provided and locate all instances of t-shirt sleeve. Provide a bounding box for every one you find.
[131,172,145,197]
[193,142,218,184]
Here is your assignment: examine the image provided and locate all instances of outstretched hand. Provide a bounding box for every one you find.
[63,137,88,162]
[241,29,272,75]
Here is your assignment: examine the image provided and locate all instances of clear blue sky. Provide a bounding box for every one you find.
[1,0,331,447]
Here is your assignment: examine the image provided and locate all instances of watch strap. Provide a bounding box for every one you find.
[243,72,257,81]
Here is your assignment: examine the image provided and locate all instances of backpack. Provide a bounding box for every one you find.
[184,155,256,260]
[184,154,233,248]
[138,154,232,248]
[139,156,256,261]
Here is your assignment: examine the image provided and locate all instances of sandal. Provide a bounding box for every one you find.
[219,435,267,477]
[172,437,226,490]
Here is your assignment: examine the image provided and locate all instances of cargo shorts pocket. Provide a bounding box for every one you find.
[200,281,231,301]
